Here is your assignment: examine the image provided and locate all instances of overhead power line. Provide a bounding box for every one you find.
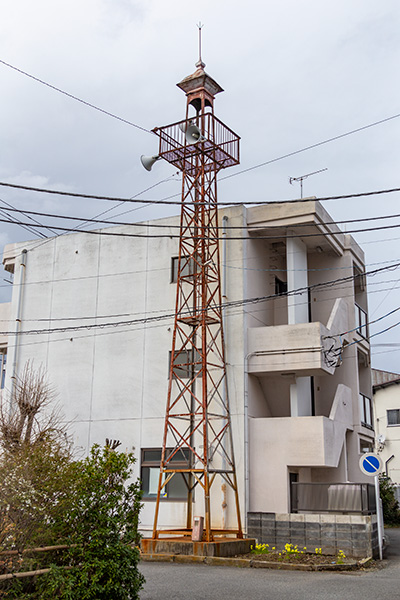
[0,59,151,134]
[2,57,400,183]
[0,204,46,239]
[220,112,400,181]
[2,213,400,241]
[329,305,400,339]
[0,276,395,325]
[1,199,400,232]
[1,180,400,208]
[1,258,399,294]
[1,260,398,337]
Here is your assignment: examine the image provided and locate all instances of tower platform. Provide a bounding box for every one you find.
[141,537,255,558]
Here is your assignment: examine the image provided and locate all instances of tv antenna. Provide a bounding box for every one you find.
[289,168,328,198]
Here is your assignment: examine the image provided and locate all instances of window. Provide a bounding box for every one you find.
[359,393,373,429]
[0,350,6,389]
[353,265,366,294]
[359,438,374,454]
[275,277,287,296]
[169,349,201,379]
[387,409,400,426]
[355,304,368,338]
[171,256,195,283]
[141,448,191,500]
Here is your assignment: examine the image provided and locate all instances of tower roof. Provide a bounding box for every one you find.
[177,63,223,99]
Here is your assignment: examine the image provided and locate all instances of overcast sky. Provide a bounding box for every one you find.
[1,0,400,372]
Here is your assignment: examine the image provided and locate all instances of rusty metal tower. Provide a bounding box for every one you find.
[148,40,242,542]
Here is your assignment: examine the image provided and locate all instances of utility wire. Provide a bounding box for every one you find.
[1,258,400,294]
[328,305,400,339]
[0,285,399,362]
[18,173,181,257]
[337,319,400,354]
[0,207,45,240]
[220,113,400,181]
[2,213,400,241]
[0,276,394,326]
[1,57,399,184]
[3,319,397,365]
[2,180,400,207]
[1,199,400,232]
[0,197,49,239]
[72,173,180,232]
[0,260,398,337]
[0,59,151,134]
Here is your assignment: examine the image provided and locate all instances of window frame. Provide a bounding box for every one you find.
[359,393,373,429]
[275,276,288,297]
[387,409,400,427]
[171,256,195,283]
[359,437,374,454]
[140,447,191,502]
[168,349,201,379]
[355,303,368,339]
[0,349,6,390]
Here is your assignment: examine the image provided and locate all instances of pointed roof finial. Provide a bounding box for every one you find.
[196,22,205,69]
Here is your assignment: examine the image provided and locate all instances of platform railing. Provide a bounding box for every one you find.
[291,482,376,514]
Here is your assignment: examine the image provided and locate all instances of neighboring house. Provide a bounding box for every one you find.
[0,302,10,392]
[372,368,400,491]
[1,199,374,536]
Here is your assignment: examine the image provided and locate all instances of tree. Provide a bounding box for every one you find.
[0,365,144,599]
[38,445,144,600]
[379,474,400,525]
[0,362,70,452]
[0,363,74,554]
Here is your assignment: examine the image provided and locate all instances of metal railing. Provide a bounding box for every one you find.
[154,114,240,175]
[291,482,376,514]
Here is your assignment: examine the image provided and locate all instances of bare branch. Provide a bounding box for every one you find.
[0,361,71,454]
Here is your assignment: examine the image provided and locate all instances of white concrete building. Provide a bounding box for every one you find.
[1,199,375,534]
[373,368,400,486]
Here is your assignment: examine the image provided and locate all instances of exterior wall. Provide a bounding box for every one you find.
[248,512,378,558]
[249,385,353,513]
[1,205,248,536]
[0,199,374,535]
[0,302,10,347]
[373,377,400,483]
[244,202,374,515]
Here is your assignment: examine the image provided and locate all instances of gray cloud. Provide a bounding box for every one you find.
[1,0,400,369]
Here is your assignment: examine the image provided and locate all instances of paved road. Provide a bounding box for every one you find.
[139,528,400,600]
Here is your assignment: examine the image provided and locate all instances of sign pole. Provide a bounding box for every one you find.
[374,474,384,560]
[359,453,384,560]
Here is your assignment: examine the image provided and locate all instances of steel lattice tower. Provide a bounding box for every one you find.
[150,55,242,542]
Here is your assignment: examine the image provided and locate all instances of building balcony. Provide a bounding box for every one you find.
[249,384,353,469]
[248,297,348,378]
[248,384,353,513]
[248,321,335,377]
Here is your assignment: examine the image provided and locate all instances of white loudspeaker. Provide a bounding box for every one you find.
[185,124,204,144]
[179,120,191,133]
[140,155,160,171]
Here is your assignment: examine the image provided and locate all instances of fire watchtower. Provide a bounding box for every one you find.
[149,52,242,543]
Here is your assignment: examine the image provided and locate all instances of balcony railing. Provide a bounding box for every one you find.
[291,482,376,515]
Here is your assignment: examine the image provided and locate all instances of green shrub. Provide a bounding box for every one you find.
[37,445,144,600]
[0,366,144,599]
[379,474,400,525]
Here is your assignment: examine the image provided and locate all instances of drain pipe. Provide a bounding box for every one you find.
[221,216,228,529]
[9,249,27,407]
[243,352,254,534]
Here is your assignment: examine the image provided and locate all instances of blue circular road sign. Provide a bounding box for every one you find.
[359,452,383,476]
